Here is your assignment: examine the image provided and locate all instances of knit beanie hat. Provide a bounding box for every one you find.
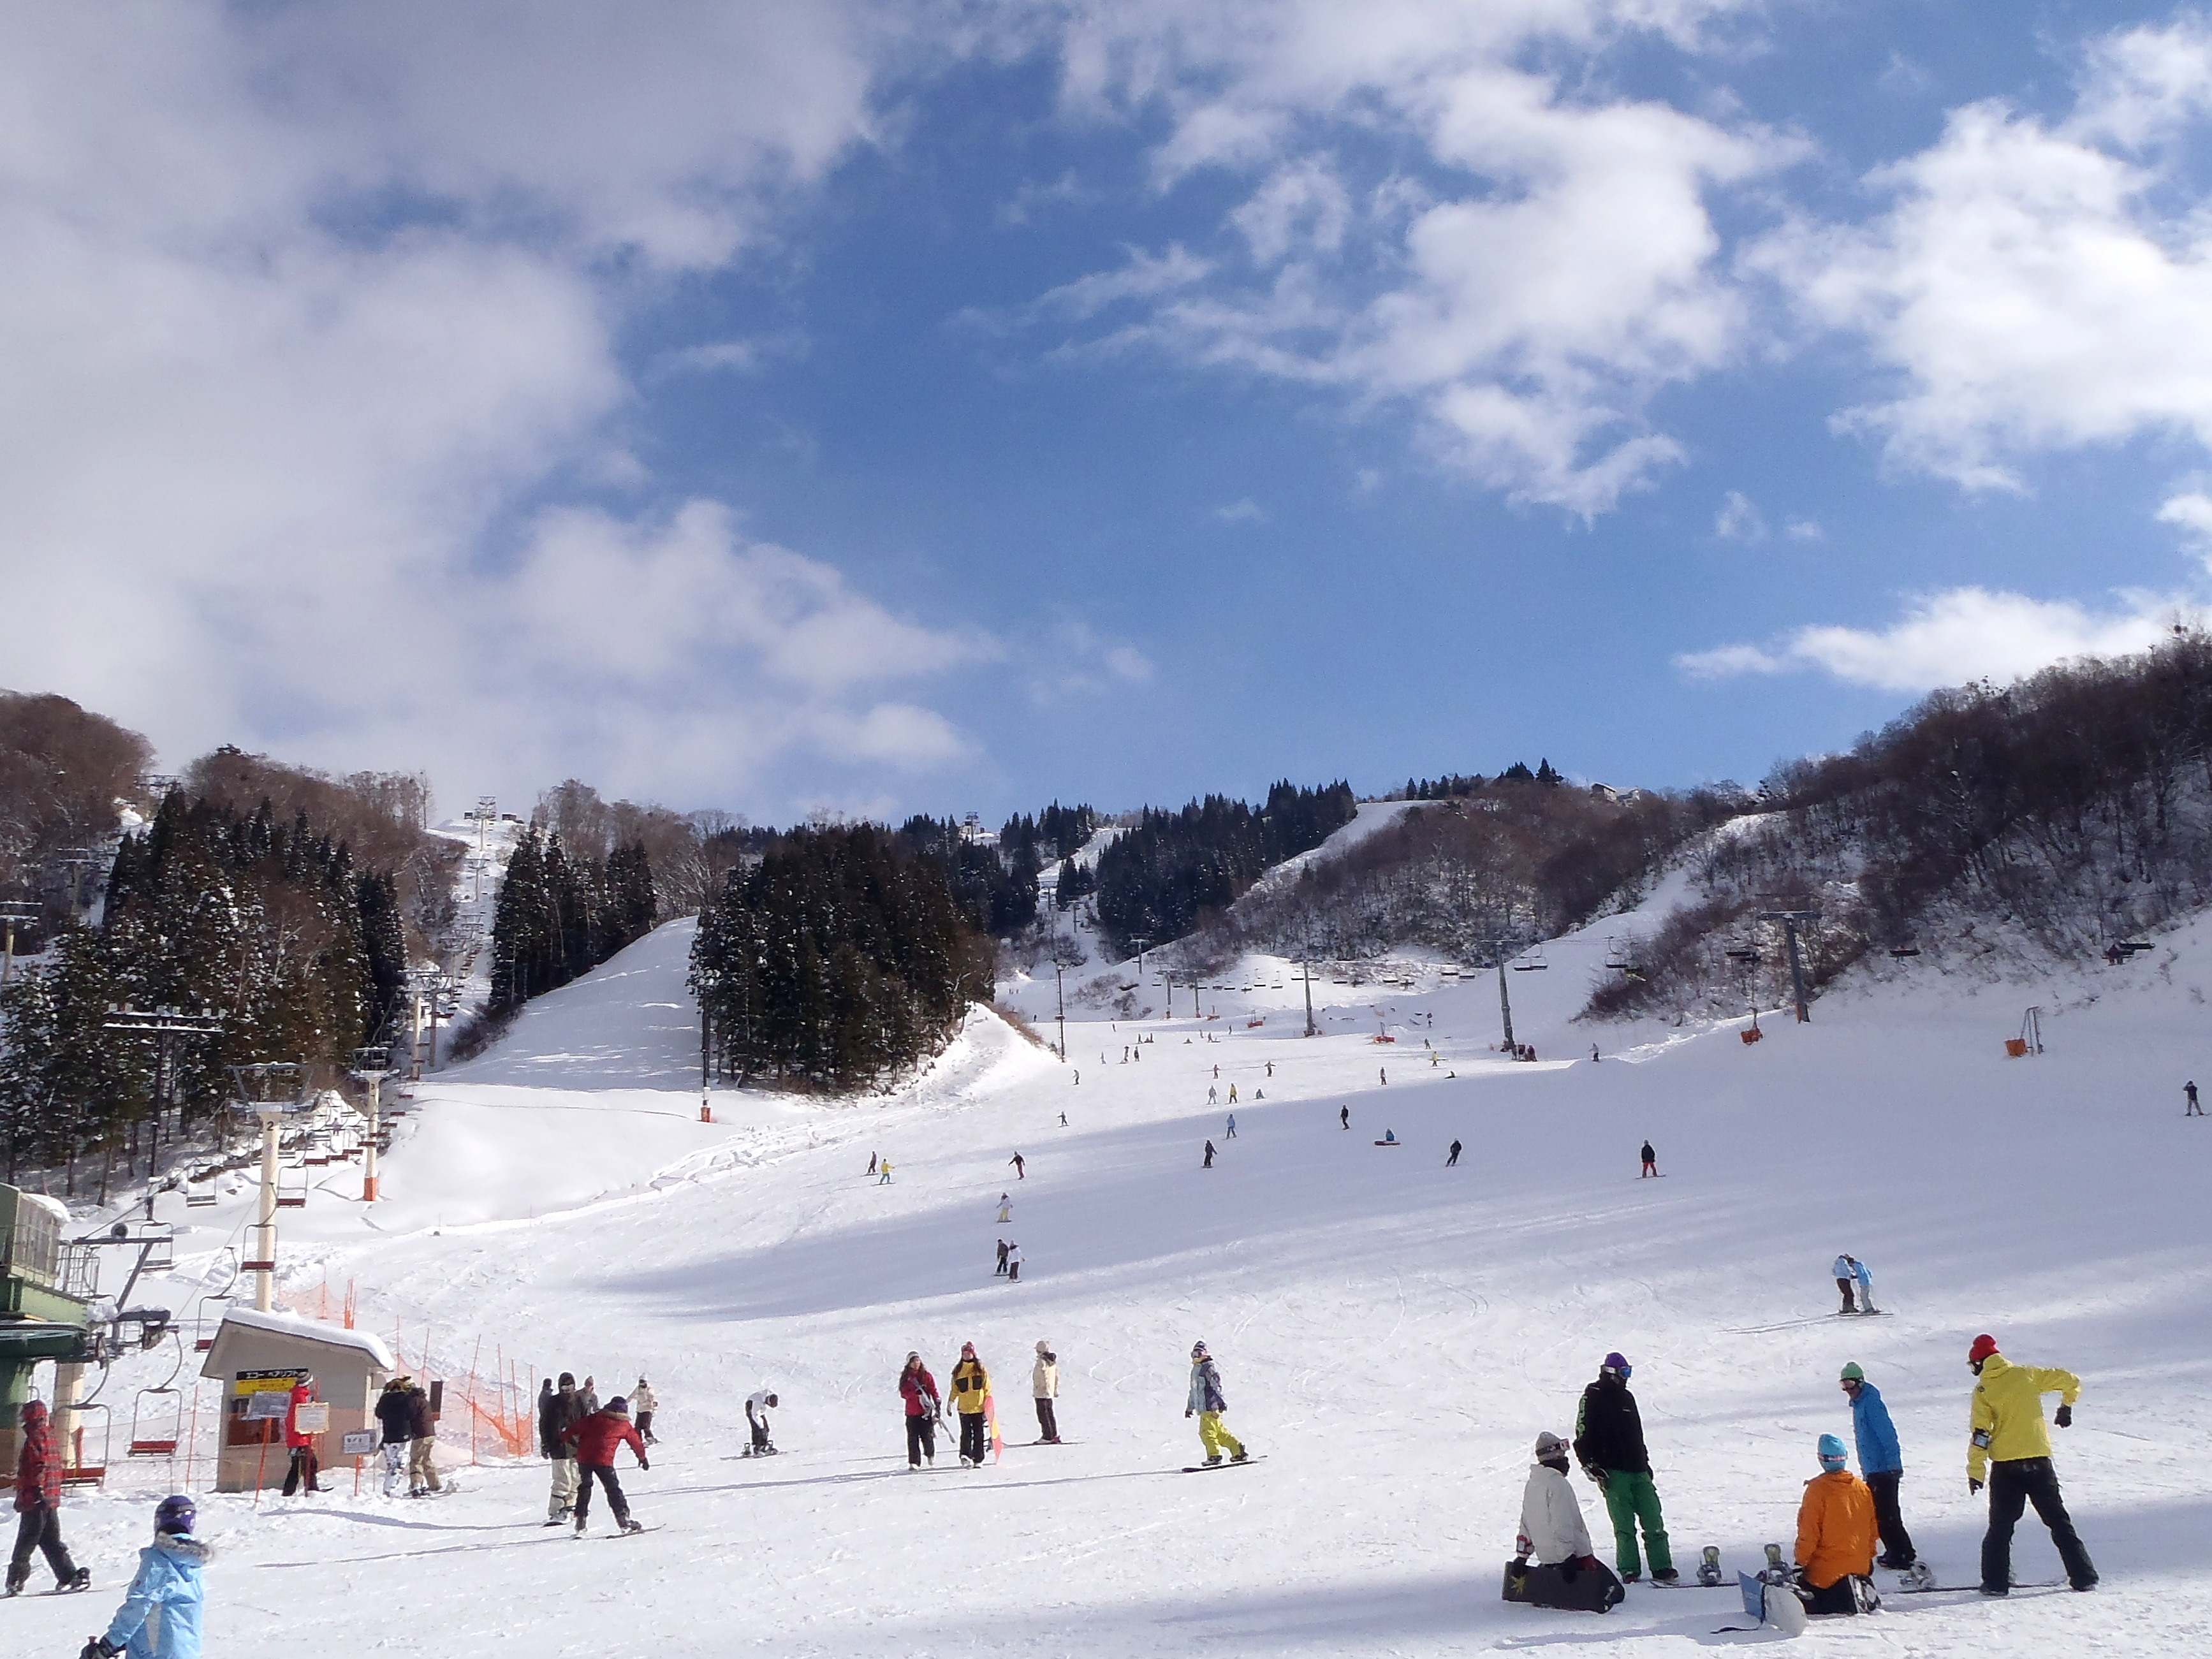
[1817,1433,1848,1470]
[1968,1334,2000,1365]
[1838,1362,1865,1383]
[1534,1431,1571,1460]
[1602,1352,1630,1374]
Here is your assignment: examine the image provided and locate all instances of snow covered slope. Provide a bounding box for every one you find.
[20,910,2212,1659]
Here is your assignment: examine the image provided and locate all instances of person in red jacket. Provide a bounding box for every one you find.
[899,1352,941,1468]
[280,1377,326,1496]
[8,1400,88,1597]
[559,1396,647,1534]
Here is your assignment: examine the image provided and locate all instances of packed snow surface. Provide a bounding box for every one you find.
[20,904,2212,1658]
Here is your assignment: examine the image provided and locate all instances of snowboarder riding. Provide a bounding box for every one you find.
[1572,1352,1675,1584]
[1185,1341,1249,1466]
[1966,1334,2097,1594]
[559,1396,647,1535]
[745,1389,778,1456]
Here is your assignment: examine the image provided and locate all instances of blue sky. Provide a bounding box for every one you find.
[6,1,2212,825]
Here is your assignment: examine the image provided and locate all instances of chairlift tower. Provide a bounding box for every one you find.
[230,1063,309,1313]
[348,1046,395,1204]
[0,900,38,988]
[1756,909,1822,1023]
[103,1005,223,1182]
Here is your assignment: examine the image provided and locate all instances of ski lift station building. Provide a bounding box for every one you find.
[199,1305,398,1491]
[0,1183,92,1472]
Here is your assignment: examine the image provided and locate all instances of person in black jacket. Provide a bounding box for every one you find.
[539,1373,584,1523]
[1572,1352,1675,1583]
[405,1380,442,1496]
[374,1377,414,1498]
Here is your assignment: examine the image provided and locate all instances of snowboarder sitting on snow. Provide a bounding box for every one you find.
[1032,1341,1062,1443]
[559,1396,647,1534]
[1572,1353,1676,1584]
[1185,1341,1249,1466]
[1794,1434,1877,1614]
[79,1495,206,1659]
[1967,1334,2097,1594]
[1839,1363,1917,1572]
[745,1389,778,1455]
[1509,1431,1623,1612]
[899,1353,941,1468]
[951,1343,992,1465]
[1833,1254,1859,1314]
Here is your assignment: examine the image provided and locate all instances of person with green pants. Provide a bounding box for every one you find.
[1572,1351,1675,1583]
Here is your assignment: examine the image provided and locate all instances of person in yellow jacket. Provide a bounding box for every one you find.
[949,1343,992,1467]
[1966,1334,2098,1594]
[1794,1435,1877,1614]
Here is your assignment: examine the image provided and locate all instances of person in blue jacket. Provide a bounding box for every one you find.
[1839,1363,1917,1571]
[81,1495,208,1659]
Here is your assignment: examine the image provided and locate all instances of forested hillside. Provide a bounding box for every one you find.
[1094,781,1356,951]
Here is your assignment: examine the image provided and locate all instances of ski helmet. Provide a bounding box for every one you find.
[1817,1434,1848,1470]
[1838,1362,1865,1384]
[155,1495,196,1535]
[1968,1334,1999,1366]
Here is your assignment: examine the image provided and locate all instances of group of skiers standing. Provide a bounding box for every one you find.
[536,1371,651,1534]
[899,1340,1064,1465]
[1512,1333,2097,1619]
[372,1373,444,1497]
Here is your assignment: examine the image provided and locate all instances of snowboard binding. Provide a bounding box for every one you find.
[1696,1546,1724,1588]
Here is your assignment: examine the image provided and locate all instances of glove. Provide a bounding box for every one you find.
[1185,1408,1194,1419]
[2054,1405,2072,1429]
[82,1639,121,1659]
[1582,1465,1608,1489]
[638,1458,650,1471]
[1969,1478,1983,1495]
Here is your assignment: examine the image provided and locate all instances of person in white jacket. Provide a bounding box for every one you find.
[1518,1432,1597,1565]
[1031,1341,1062,1443]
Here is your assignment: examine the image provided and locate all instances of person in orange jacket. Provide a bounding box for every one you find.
[280,1377,326,1496]
[1794,1435,1877,1614]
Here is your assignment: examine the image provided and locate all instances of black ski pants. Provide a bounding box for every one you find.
[1034,1398,1058,1441]
[1864,1470,1914,1565]
[1797,1572,1859,1615]
[636,1410,655,1443]
[958,1410,987,1464]
[1836,1276,1857,1313]
[574,1462,631,1527]
[9,1504,78,1590]
[281,1445,322,1495]
[750,1416,770,1452]
[1981,1458,2097,1591]
[905,1414,936,1466]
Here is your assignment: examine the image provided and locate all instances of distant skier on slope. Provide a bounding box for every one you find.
[404,1375,442,1495]
[951,1343,992,1466]
[1833,1255,1859,1314]
[1203,1140,1216,1168]
[1009,1153,1025,1180]
[1794,1435,1877,1614]
[997,1194,1012,1222]
[1340,1106,1350,1130]
[1006,1243,1022,1282]
[77,1495,205,1659]
[1183,1341,1249,1466]
[559,1396,647,1534]
[899,1353,941,1468]
[1639,1141,1656,1178]
[1572,1353,1676,1584]
[1967,1334,2097,1594]
[877,1160,893,1185]
[1852,1257,1877,1314]
[1839,1363,1917,1575]
[996,1238,1009,1276]
[1227,1084,1238,1104]
[744,1389,778,1456]
[632,1377,659,1445]
[1226,1113,1236,1137]
[1032,1341,1061,1443]
[1447,1140,1462,1167]
[2189,1080,2203,1115]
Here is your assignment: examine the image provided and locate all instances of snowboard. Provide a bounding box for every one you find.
[1372,1140,1402,1147]
[1501,1559,1623,1613]
[1028,1438,1079,1446]
[589,1524,663,1538]
[1182,1456,1265,1472]
[1892,1579,2063,1594]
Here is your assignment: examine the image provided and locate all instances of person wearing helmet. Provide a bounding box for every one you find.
[1838,1363,1917,1574]
[10,1400,88,1597]
[899,1353,941,1468]
[1572,1353,1675,1583]
[1184,1341,1248,1466]
[949,1344,992,1466]
[1966,1334,2097,1593]
[80,1495,208,1659]
[1793,1434,1877,1614]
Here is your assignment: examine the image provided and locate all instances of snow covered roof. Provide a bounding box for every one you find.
[18,1192,70,1227]
[212,1305,398,1370]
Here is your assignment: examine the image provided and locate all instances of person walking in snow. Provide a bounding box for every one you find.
[1834,1255,1864,1314]
[1572,1352,1675,1583]
[1208,1085,1217,1105]
[541,1372,585,1523]
[1006,1243,1022,1282]
[1839,1363,1917,1572]
[404,1377,442,1495]
[1639,1141,1656,1178]
[867,1151,878,1175]
[374,1376,413,1498]
[744,1389,777,1456]
[1966,1334,2097,1594]
[900,1353,942,1468]
[878,1159,893,1185]
[1226,1113,1236,1137]
[1794,1434,1877,1614]
[1185,1341,1249,1466]
[632,1377,659,1445]
[995,1238,1009,1275]
[1032,1341,1062,1443]
[78,1495,205,1659]
[1009,1153,1025,1180]
[1202,1139,1215,1169]
[560,1396,647,1534]
[1340,1105,1349,1130]
[2188,1080,2202,1116]
[1851,1257,1877,1314]
[950,1343,992,1466]
[10,1400,87,1596]
[280,1376,326,1496]
[1447,1139,1462,1167]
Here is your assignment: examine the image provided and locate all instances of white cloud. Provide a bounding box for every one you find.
[1715,489,1766,539]
[1024,616,1157,702]
[1676,587,2189,692]
[1785,518,1825,541]
[2157,489,2212,553]
[1034,244,1214,319]
[1212,497,1267,523]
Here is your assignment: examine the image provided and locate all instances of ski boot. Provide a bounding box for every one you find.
[1230,1450,1250,1464]
[1696,1546,1724,1588]
[574,1514,587,1535]
[66,1568,92,1593]
[620,1517,644,1534]
[1898,1561,1935,1591]
[1203,1456,1223,1467]
[1758,1544,1790,1587]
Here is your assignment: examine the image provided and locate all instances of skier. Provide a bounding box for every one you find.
[10,1400,87,1596]
[995,1238,1009,1275]
[899,1352,941,1468]
[997,1192,1013,1222]
[867,1151,877,1175]
[1208,1085,1218,1105]
[1572,1352,1675,1583]
[77,1495,205,1659]
[1507,1430,1622,1611]
[1227,1084,1238,1104]
[541,1371,585,1523]
[1340,1106,1349,1130]
[1379,1067,1388,1085]
[1639,1141,1656,1178]
[1226,1113,1236,1137]
[280,1375,326,1495]
[2188,1081,2203,1116]
[632,1377,658,1445]
[1833,1254,1859,1313]
[1794,1434,1877,1614]
[1966,1334,2097,1594]
[950,1343,992,1466]
[1006,1243,1023,1282]
[878,1159,893,1185]
[1591,1044,1600,1062]
[1838,1363,1917,1574]
[1447,1140,1462,1167]
[374,1375,413,1498]
[405,1376,442,1495]
[744,1389,778,1455]
[1185,1341,1249,1465]
[1852,1257,1877,1314]
[1265,1061,1273,1077]
[1032,1341,1061,1443]
[560,1396,647,1534]
[1203,1139,1216,1168]
[1009,1153,1025,1180]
